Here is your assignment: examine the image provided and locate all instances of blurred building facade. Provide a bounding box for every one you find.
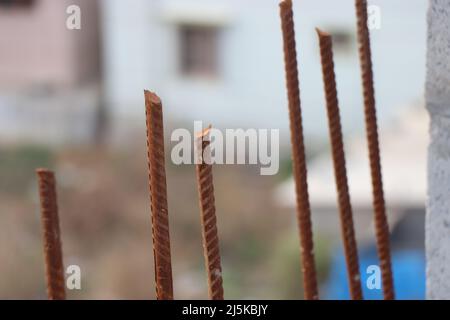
[276,105,427,243]
[0,0,99,88]
[101,0,426,139]
[0,0,101,145]
[0,0,427,144]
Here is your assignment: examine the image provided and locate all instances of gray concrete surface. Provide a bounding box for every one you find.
[426,0,450,300]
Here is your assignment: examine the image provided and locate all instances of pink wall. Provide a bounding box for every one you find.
[0,0,100,89]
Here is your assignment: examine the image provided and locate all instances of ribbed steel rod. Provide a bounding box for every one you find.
[195,126,224,300]
[144,90,174,300]
[354,0,394,300]
[316,28,363,300]
[279,0,318,300]
[36,169,66,300]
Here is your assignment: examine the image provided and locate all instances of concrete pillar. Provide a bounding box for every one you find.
[426,0,450,300]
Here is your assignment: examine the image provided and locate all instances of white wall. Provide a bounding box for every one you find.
[101,0,427,139]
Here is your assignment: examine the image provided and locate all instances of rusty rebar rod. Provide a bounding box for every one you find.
[279,0,318,300]
[195,126,224,300]
[36,169,66,300]
[354,0,394,300]
[316,29,363,300]
[144,90,174,300]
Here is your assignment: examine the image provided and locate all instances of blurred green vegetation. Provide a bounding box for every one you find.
[0,145,53,194]
[0,144,335,299]
[277,156,294,182]
[271,232,332,299]
[277,137,328,183]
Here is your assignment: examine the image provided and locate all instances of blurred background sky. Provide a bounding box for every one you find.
[0,0,427,299]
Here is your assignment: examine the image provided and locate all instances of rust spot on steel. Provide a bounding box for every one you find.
[195,125,224,300]
[144,90,174,300]
[36,169,66,300]
[279,0,318,300]
[354,0,394,300]
[316,28,363,300]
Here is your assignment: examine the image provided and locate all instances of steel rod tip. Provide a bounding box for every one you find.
[315,27,331,38]
[279,0,292,10]
[144,90,161,105]
[36,168,53,176]
[196,125,212,139]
